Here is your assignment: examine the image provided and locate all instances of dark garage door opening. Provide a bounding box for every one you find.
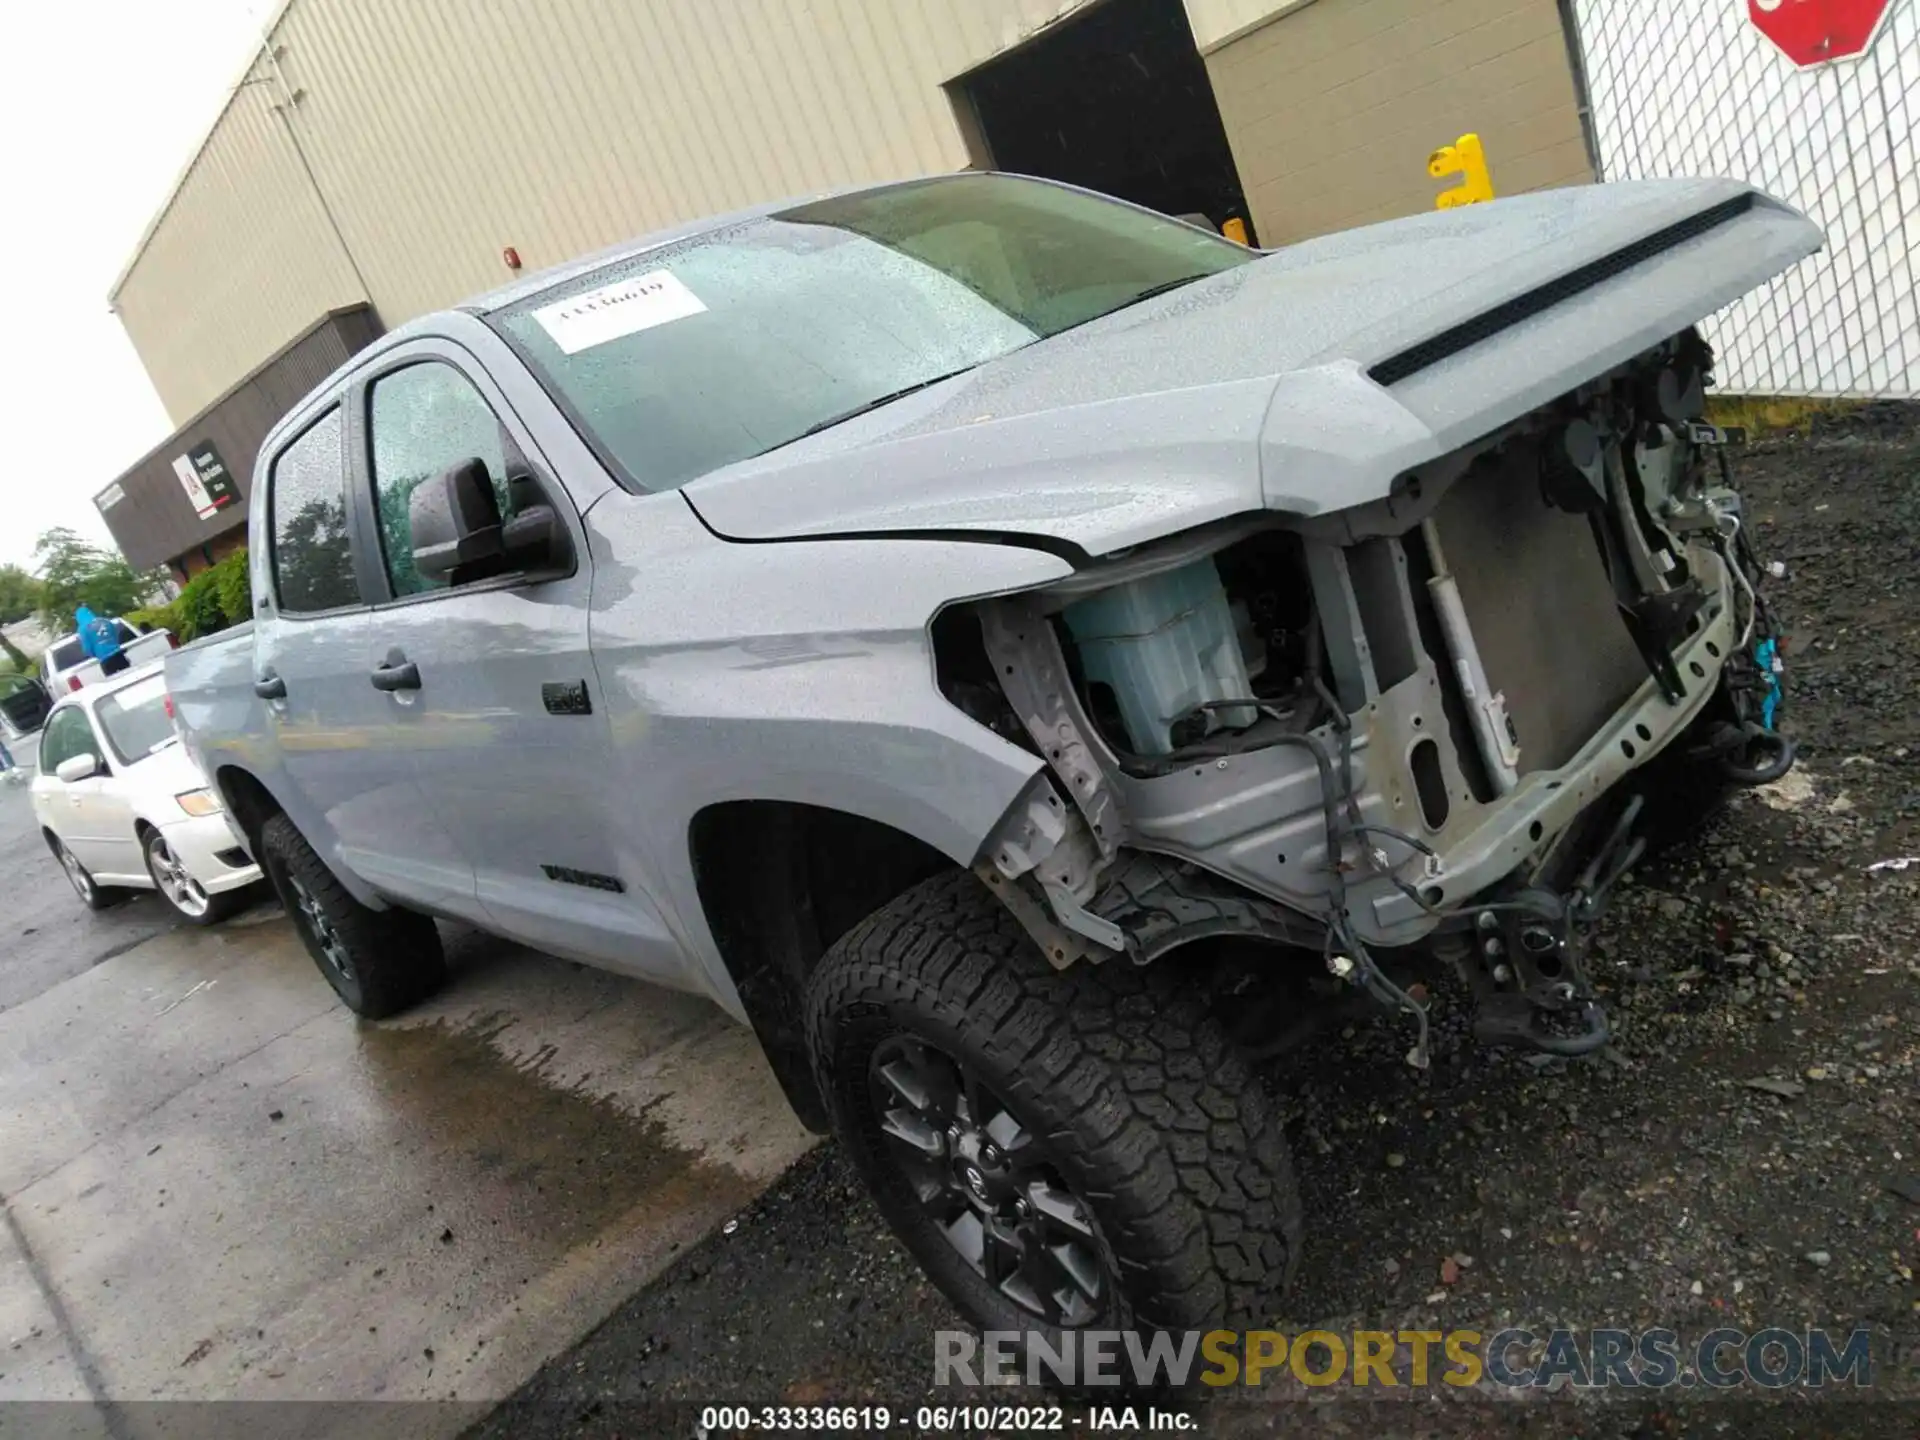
[956,0,1253,242]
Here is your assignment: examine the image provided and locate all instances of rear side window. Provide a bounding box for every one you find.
[94,674,176,766]
[269,409,358,613]
[367,362,511,598]
[46,639,84,673]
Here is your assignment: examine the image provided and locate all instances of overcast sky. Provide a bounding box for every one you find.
[0,0,269,572]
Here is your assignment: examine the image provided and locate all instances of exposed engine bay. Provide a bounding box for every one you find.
[939,330,1791,1066]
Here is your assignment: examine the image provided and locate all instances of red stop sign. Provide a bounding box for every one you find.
[1749,0,1894,65]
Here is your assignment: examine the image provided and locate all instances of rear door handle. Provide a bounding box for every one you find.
[254,672,287,700]
[370,659,421,692]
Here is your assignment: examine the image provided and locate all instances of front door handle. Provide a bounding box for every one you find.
[254,672,287,700]
[370,659,421,692]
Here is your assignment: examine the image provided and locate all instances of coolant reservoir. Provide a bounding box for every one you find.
[1063,558,1257,756]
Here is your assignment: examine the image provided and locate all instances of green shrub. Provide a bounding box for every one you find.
[212,549,252,625]
[125,603,177,634]
[126,550,251,644]
[173,570,226,642]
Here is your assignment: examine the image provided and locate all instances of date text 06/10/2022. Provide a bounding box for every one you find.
[697,1405,1193,1432]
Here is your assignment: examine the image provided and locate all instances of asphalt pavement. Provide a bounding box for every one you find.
[0,731,181,1015]
[0,740,815,1438]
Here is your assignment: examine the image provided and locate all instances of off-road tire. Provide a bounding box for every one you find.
[804,870,1301,1347]
[259,813,445,1018]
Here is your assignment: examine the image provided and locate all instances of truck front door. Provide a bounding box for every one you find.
[345,339,686,980]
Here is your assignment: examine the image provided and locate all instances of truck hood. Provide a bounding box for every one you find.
[682,178,1820,559]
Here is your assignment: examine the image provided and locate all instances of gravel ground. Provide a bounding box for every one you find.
[470,407,1920,1438]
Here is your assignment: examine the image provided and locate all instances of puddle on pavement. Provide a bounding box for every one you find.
[349,1013,754,1247]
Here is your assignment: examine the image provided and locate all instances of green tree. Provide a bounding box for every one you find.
[377,473,442,597]
[276,496,357,611]
[33,528,159,629]
[0,563,41,624]
[0,628,27,674]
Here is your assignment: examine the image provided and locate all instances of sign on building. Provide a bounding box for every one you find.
[170,441,241,521]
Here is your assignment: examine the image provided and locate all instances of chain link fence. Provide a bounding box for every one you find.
[1567,0,1919,397]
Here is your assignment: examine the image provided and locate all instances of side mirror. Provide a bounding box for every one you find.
[55,754,99,783]
[411,458,503,585]
[498,469,573,573]
[500,503,566,570]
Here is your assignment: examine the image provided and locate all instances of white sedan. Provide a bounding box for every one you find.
[29,664,263,924]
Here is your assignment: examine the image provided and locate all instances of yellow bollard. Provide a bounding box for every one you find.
[1428,132,1495,209]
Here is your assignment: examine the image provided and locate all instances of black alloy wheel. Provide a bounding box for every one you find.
[867,1034,1106,1326]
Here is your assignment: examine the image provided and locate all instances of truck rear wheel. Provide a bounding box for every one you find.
[804,871,1300,1348]
[259,813,446,1018]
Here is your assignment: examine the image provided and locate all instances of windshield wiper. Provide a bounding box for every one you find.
[784,365,982,446]
[1116,274,1211,309]
[1044,272,1217,342]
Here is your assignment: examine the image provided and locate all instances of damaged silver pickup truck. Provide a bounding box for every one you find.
[168,172,1820,1342]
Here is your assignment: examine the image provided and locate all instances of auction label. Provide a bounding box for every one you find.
[533,269,707,354]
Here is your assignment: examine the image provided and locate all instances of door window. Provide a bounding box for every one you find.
[38,707,99,774]
[269,409,358,613]
[367,362,512,598]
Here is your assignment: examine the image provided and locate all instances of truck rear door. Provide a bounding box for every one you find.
[0,673,50,737]
[253,403,474,911]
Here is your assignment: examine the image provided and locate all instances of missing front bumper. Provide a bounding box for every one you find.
[1439,792,1651,1057]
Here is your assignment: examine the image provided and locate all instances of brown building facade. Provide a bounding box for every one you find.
[94,307,379,579]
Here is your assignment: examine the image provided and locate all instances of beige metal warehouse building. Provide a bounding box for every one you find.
[101,0,1596,576]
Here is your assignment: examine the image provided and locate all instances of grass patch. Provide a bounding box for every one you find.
[1706,394,1861,437]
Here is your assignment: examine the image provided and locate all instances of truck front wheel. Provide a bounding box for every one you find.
[803,871,1300,1348]
[259,814,446,1018]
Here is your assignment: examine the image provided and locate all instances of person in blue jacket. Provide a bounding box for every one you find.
[75,605,130,677]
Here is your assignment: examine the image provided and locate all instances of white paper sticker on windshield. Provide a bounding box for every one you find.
[532,269,708,354]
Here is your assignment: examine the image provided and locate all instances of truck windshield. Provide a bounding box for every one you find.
[94,675,178,766]
[490,174,1253,492]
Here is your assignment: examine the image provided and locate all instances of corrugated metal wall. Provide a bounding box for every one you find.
[95,307,381,572]
[112,92,370,424]
[1184,0,1309,51]
[114,0,1131,424]
[1204,0,1593,247]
